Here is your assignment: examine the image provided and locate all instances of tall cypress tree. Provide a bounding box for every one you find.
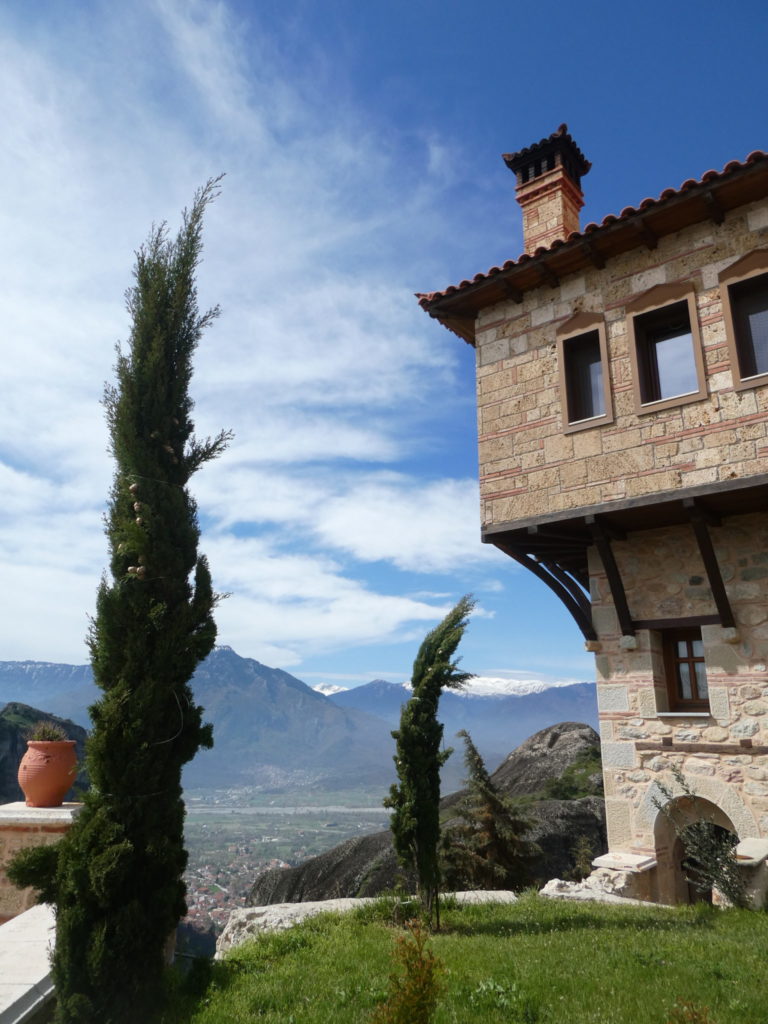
[385,596,474,928]
[10,180,230,1022]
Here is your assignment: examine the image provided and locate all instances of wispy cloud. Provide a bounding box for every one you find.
[0,0,494,668]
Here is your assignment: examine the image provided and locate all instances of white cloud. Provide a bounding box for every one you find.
[0,0,502,673]
[204,533,458,661]
[198,464,496,574]
[312,475,488,572]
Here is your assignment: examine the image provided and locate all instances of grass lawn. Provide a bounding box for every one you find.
[162,893,768,1023]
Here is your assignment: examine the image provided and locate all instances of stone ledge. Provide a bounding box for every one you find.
[0,804,82,828]
[0,904,55,1024]
[735,838,768,866]
[636,741,768,755]
[655,712,711,719]
[592,852,657,873]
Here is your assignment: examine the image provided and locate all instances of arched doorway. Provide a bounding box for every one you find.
[653,794,738,905]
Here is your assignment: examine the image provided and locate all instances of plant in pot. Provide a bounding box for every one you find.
[18,720,78,808]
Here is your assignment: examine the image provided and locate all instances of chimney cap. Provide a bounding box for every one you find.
[503,123,591,186]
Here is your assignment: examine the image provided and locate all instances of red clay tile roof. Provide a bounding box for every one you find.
[418,149,768,345]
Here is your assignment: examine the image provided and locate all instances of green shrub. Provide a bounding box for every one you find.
[26,720,69,742]
[565,835,595,881]
[541,746,603,800]
[369,920,442,1024]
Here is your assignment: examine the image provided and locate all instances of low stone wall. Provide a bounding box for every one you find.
[0,904,55,1023]
[0,804,81,924]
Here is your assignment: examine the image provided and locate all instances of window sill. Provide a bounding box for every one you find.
[635,388,707,415]
[656,711,711,718]
[563,413,613,435]
[733,371,768,392]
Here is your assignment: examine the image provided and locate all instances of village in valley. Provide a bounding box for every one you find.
[181,805,389,936]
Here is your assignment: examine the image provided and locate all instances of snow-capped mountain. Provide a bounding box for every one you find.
[457,676,585,698]
[329,677,598,771]
[388,675,586,698]
[312,683,349,697]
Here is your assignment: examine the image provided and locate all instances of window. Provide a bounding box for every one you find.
[729,274,768,378]
[663,628,709,711]
[564,331,604,421]
[626,283,707,414]
[635,302,698,402]
[719,250,768,388]
[556,313,613,432]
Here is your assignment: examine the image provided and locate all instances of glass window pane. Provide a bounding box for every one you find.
[677,663,692,701]
[652,330,698,398]
[695,662,708,699]
[732,276,768,378]
[676,640,688,658]
[637,301,699,403]
[565,332,604,422]
[692,639,704,658]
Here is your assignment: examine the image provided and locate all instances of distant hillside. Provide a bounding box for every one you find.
[185,648,394,790]
[0,650,396,792]
[330,678,599,769]
[0,662,96,727]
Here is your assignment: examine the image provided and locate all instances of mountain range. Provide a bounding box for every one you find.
[0,648,598,794]
[329,678,599,772]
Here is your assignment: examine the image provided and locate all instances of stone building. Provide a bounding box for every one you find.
[419,125,768,905]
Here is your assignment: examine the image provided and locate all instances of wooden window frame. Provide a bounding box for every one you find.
[663,627,709,712]
[626,282,707,415]
[556,312,613,433]
[719,249,768,391]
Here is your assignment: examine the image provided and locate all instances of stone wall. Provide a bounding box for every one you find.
[590,513,768,862]
[476,201,768,529]
[0,804,80,923]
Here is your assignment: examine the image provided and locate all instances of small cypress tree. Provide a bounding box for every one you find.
[370,920,443,1024]
[9,180,230,1022]
[442,729,538,891]
[384,596,474,928]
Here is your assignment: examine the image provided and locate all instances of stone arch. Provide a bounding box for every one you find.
[652,793,739,905]
[637,772,758,841]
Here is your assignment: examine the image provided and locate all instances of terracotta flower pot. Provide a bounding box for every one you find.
[18,740,78,807]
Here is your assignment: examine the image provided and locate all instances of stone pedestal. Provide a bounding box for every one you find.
[0,803,82,924]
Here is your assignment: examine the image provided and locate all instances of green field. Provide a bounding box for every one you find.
[164,893,767,1023]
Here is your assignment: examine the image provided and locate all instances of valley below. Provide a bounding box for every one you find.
[180,798,391,951]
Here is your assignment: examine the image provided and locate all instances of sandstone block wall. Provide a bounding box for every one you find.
[476,201,768,530]
[591,514,768,859]
[0,804,80,923]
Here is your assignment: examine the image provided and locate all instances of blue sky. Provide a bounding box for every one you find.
[1,0,766,689]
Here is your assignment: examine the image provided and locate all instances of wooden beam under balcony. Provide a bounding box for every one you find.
[683,498,735,629]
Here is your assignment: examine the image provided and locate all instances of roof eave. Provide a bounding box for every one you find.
[419,155,768,347]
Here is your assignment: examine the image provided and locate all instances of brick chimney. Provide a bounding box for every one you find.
[503,124,591,255]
